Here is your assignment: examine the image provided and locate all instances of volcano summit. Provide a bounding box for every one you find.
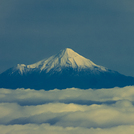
[0,48,134,90]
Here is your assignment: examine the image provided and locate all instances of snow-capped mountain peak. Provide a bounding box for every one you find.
[1,48,134,90]
[12,48,107,74]
[48,48,106,71]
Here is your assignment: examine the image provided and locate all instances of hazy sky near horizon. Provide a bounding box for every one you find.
[0,0,134,76]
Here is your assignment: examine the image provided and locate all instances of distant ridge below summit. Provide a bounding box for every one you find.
[0,48,134,90]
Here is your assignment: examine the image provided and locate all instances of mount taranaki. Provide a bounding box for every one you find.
[0,48,134,90]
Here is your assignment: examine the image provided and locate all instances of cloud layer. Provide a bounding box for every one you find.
[0,87,134,133]
[0,86,134,105]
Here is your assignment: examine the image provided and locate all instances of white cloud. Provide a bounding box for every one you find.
[0,101,134,128]
[0,87,134,133]
[0,124,134,134]
[0,86,134,105]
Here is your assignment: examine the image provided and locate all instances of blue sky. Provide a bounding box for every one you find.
[0,0,134,76]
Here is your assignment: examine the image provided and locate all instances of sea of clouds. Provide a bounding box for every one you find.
[1,86,134,134]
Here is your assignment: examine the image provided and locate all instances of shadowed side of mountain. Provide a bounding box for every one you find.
[0,67,134,90]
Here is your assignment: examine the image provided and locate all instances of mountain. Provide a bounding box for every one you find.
[0,48,134,90]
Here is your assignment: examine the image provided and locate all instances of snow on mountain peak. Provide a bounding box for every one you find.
[13,48,107,74]
[55,48,96,68]
[60,48,79,58]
